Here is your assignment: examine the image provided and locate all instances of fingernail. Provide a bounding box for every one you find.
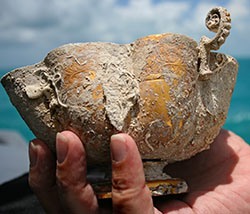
[110,134,127,162]
[56,132,69,164]
[29,141,38,168]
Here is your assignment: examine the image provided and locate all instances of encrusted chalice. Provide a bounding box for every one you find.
[1,7,238,198]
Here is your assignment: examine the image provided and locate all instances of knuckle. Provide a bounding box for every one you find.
[112,176,131,190]
[112,183,149,204]
[28,171,56,193]
[56,172,85,194]
[113,188,137,204]
[56,175,74,192]
[112,185,153,213]
[28,174,43,192]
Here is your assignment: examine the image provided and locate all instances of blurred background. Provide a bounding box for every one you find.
[1,0,250,144]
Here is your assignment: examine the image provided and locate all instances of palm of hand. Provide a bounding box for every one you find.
[156,129,250,213]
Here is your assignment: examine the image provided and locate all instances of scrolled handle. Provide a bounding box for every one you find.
[197,7,231,79]
[205,7,231,50]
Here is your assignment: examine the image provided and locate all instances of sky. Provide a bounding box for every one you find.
[0,0,250,68]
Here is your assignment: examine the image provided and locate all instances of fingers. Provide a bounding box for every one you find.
[29,132,158,213]
[55,131,98,214]
[28,139,63,213]
[29,132,99,214]
[110,134,156,214]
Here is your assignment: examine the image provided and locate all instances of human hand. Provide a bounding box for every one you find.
[158,129,250,213]
[28,129,250,213]
[28,131,158,213]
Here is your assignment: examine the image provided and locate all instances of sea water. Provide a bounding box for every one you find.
[0,58,250,144]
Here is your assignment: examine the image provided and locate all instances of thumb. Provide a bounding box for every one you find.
[110,134,156,214]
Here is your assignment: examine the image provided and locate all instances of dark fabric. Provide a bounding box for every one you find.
[0,173,44,214]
